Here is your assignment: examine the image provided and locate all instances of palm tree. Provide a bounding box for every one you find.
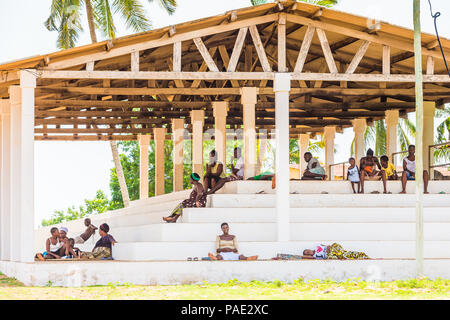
[250,0,338,7]
[45,0,177,207]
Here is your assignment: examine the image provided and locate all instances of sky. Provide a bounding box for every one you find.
[0,0,449,226]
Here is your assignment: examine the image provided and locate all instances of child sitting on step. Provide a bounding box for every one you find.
[62,238,81,259]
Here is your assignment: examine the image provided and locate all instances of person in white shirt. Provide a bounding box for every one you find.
[400,145,429,194]
[207,147,244,194]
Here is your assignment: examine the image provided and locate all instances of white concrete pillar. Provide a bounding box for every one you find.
[385,110,399,162]
[423,101,435,176]
[298,134,309,178]
[0,100,12,261]
[212,101,228,167]
[153,128,166,196]
[191,110,205,180]
[352,118,366,165]
[138,135,151,199]
[172,119,184,192]
[274,73,291,242]
[9,70,36,263]
[256,138,267,174]
[323,126,336,179]
[241,87,257,179]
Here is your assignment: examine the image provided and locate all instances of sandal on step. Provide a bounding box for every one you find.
[193,257,199,261]
[256,190,265,194]
[187,257,192,261]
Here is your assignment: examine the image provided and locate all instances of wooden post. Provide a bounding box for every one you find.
[191,110,205,180]
[241,87,257,179]
[413,0,424,278]
[212,102,228,167]
[172,119,184,192]
[153,128,166,196]
[298,134,309,178]
[385,110,399,163]
[138,135,151,199]
[324,126,336,179]
[423,101,435,176]
[352,118,366,165]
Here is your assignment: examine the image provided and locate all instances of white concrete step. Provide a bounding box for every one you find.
[109,222,450,242]
[112,240,450,260]
[208,193,450,208]
[181,207,450,223]
[217,180,450,194]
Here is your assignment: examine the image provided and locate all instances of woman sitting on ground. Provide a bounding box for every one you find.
[302,243,369,260]
[163,173,207,223]
[35,227,66,260]
[204,150,226,192]
[208,223,258,261]
[81,223,116,260]
[207,147,245,194]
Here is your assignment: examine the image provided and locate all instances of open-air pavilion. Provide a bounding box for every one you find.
[0,1,450,286]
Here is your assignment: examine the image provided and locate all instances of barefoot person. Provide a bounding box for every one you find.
[302,243,369,260]
[208,223,258,261]
[62,238,81,259]
[81,223,116,260]
[204,150,225,192]
[207,147,245,194]
[163,173,207,223]
[35,227,66,260]
[74,218,98,244]
[380,155,398,180]
[359,148,387,193]
[400,145,429,194]
[301,152,326,180]
[347,157,361,194]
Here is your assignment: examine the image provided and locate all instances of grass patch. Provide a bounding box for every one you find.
[0,276,450,299]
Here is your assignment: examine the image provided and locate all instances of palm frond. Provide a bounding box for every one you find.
[147,0,177,15]
[113,0,151,32]
[45,0,83,49]
[95,0,116,39]
[374,120,386,156]
[250,0,268,5]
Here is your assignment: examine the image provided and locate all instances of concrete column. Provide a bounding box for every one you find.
[385,110,399,162]
[172,119,184,192]
[352,118,366,165]
[9,71,36,263]
[298,134,309,178]
[212,101,228,166]
[256,138,267,174]
[274,73,291,242]
[423,101,435,176]
[191,110,205,180]
[153,128,166,196]
[323,126,336,179]
[0,100,11,261]
[138,135,151,199]
[241,88,257,179]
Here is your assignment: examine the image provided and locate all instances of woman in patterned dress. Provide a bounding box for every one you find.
[302,243,369,260]
[163,173,207,223]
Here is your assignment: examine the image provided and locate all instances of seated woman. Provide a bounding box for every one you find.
[204,150,226,192]
[81,223,116,260]
[163,173,207,223]
[359,148,387,193]
[302,243,369,260]
[35,227,66,260]
[207,147,244,195]
[400,145,429,194]
[208,223,258,261]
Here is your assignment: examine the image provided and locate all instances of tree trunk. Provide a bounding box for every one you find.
[85,0,98,43]
[85,0,131,207]
[110,140,130,207]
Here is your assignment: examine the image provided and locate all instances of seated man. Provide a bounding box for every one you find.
[380,155,398,181]
[301,152,326,180]
[359,148,387,193]
[400,144,429,194]
[302,243,369,260]
[207,147,244,195]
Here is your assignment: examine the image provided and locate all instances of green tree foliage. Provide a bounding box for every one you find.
[45,0,177,49]
[41,190,114,226]
[250,0,338,7]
